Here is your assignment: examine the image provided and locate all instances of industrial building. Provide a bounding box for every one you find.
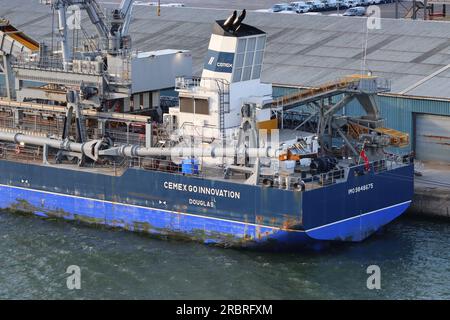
[0,1,449,163]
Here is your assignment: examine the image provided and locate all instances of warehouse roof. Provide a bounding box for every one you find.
[3,0,450,99]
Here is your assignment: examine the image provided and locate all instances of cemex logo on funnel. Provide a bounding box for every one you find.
[204,50,234,73]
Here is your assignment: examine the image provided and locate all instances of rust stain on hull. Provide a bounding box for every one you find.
[6,198,281,248]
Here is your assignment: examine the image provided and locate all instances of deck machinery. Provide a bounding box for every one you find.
[0,6,414,248]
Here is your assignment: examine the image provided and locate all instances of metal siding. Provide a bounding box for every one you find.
[272,86,301,98]
[342,95,450,153]
[415,114,450,162]
[6,3,450,97]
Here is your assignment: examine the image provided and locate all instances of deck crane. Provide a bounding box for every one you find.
[43,0,136,69]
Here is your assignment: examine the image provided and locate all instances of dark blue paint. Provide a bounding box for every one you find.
[0,159,414,247]
[203,50,234,73]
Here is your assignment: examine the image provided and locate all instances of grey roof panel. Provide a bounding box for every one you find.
[406,76,450,98]
[2,2,450,98]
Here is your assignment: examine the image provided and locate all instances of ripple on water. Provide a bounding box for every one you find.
[0,210,449,299]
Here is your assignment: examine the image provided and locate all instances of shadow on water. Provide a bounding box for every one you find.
[0,209,449,300]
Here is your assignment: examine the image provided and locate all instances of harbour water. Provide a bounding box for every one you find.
[0,210,449,300]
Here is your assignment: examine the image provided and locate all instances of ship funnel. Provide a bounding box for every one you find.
[223,10,237,31]
[201,11,266,84]
[231,9,246,32]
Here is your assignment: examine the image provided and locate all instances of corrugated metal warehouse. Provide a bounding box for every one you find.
[0,0,449,162]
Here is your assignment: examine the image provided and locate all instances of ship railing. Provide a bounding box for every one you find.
[11,54,65,71]
[282,154,413,191]
[105,129,145,146]
[127,157,182,174]
[83,156,181,177]
[178,122,220,143]
[175,76,230,93]
[0,117,67,139]
[120,155,225,179]
[301,168,346,190]
[0,143,42,163]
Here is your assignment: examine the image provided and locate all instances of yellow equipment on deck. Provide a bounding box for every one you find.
[374,127,410,147]
[348,122,409,148]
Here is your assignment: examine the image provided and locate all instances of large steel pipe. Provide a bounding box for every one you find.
[0,131,279,160]
[0,131,81,152]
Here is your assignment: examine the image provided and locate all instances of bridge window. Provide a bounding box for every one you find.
[232,35,266,82]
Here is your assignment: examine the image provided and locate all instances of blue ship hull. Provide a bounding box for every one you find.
[0,160,414,248]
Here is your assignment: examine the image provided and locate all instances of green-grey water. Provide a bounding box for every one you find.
[0,210,449,299]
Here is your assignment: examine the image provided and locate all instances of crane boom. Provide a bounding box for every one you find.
[42,0,137,67]
[120,0,135,37]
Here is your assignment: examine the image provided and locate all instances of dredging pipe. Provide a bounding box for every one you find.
[0,131,280,160]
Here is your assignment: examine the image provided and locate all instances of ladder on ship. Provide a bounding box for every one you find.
[217,81,230,140]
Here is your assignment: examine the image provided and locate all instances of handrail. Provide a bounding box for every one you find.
[175,76,230,93]
[270,75,391,110]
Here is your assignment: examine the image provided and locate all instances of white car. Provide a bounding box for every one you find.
[343,6,366,15]
[321,0,337,9]
[345,0,358,7]
[305,0,326,10]
[290,1,307,6]
[334,0,347,8]
[290,1,311,12]
[293,4,311,12]
[271,3,291,12]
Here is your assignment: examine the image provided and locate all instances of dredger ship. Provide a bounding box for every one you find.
[0,1,413,248]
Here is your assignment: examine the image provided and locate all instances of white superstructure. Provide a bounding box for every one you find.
[170,11,273,141]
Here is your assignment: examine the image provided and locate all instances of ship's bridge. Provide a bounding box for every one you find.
[170,12,274,140]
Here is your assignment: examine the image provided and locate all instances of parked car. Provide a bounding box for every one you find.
[322,0,337,9]
[291,2,312,12]
[336,0,350,8]
[297,4,311,12]
[305,0,326,10]
[346,0,359,7]
[280,5,298,13]
[343,6,366,15]
[271,3,291,12]
[290,1,307,6]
